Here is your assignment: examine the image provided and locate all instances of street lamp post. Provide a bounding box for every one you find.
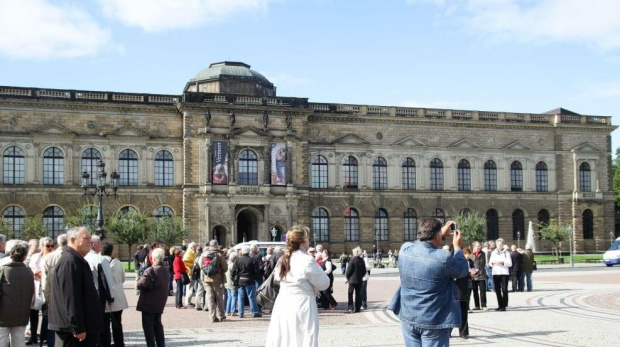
[568,226,574,267]
[611,231,615,247]
[517,231,521,249]
[81,160,120,240]
[271,227,277,242]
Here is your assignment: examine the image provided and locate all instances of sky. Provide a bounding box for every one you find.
[1,0,620,150]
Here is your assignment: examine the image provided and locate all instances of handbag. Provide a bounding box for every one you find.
[256,265,280,310]
[181,272,191,285]
[31,281,44,310]
[533,261,537,271]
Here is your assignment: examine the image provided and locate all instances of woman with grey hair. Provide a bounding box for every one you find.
[26,237,53,345]
[224,252,239,316]
[345,246,367,313]
[0,241,35,347]
[137,247,169,347]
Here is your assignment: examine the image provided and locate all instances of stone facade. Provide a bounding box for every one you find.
[0,64,617,257]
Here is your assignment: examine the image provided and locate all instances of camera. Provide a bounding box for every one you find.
[450,222,457,232]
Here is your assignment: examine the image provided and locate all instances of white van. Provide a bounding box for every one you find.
[233,241,286,258]
[603,237,620,267]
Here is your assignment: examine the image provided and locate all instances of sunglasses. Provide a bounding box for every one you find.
[45,245,53,248]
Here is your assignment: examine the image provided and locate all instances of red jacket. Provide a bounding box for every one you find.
[173,255,186,280]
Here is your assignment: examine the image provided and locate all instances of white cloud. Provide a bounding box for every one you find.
[0,0,113,60]
[100,0,276,32]
[411,0,620,50]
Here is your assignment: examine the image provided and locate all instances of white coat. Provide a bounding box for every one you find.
[104,256,129,313]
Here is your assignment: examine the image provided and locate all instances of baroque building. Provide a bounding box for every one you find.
[0,61,617,255]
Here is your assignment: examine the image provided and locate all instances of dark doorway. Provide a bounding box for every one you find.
[212,225,227,247]
[271,224,285,242]
[237,209,257,243]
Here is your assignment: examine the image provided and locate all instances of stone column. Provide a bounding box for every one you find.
[205,140,212,184]
[264,145,271,185]
[230,203,237,243]
[287,141,293,185]
[229,143,236,184]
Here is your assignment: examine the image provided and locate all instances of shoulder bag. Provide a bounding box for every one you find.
[256,262,280,310]
[181,272,191,285]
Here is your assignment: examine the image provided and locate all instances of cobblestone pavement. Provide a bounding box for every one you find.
[119,264,620,346]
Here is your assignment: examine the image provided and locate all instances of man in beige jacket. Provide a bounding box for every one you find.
[201,240,228,322]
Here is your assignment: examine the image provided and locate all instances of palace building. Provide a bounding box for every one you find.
[0,61,616,255]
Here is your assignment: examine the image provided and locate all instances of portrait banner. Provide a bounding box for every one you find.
[212,141,228,185]
[271,142,286,185]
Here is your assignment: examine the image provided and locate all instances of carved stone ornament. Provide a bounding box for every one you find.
[9,117,18,127]
[87,121,96,129]
[273,206,282,216]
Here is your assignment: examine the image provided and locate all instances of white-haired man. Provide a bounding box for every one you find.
[489,238,512,311]
[201,240,228,322]
[231,245,261,318]
[42,233,69,347]
[49,227,102,346]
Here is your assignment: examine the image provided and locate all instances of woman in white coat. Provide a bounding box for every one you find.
[266,226,330,347]
[102,242,129,347]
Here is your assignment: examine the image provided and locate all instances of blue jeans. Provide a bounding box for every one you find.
[401,322,451,347]
[226,289,238,314]
[485,266,493,291]
[238,284,259,317]
[360,280,368,308]
[524,272,533,291]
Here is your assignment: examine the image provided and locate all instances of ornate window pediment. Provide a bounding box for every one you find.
[503,140,532,151]
[31,122,77,137]
[231,126,271,139]
[449,138,481,149]
[392,136,426,148]
[108,126,150,139]
[332,134,370,145]
[571,142,603,152]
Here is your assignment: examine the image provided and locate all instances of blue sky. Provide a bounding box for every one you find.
[1,0,620,149]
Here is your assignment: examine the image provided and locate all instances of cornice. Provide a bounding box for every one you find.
[0,99,179,115]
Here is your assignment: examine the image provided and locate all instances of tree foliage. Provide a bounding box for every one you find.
[107,211,152,262]
[0,217,14,239]
[152,215,186,247]
[22,215,48,240]
[65,204,99,232]
[538,221,571,260]
[454,210,487,243]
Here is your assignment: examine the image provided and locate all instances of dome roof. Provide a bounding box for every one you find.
[189,61,273,87]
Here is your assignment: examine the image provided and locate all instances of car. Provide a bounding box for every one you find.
[602,237,620,267]
[233,241,286,258]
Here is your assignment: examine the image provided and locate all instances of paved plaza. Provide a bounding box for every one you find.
[120,264,619,346]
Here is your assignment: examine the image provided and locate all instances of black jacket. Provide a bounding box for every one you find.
[510,251,524,273]
[345,256,366,284]
[49,247,103,335]
[231,254,261,286]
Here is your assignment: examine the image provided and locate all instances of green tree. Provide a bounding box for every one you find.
[0,217,14,239]
[22,215,48,240]
[152,215,186,246]
[65,204,99,231]
[107,211,152,267]
[538,222,571,261]
[454,210,487,244]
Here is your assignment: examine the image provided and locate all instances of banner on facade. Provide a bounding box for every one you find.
[212,141,228,185]
[271,142,286,185]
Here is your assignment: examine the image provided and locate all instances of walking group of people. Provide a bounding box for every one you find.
[0,227,129,347]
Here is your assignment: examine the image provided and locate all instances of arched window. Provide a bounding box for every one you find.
[43,206,64,238]
[342,156,358,189]
[403,208,417,241]
[401,157,416,190]
[512,209,524,240]
[3,206,25,238]
[43,147,64,185]
[373,157,388,190]
[510,161,523,192]
[486,209,499,240]
[155,206,174,220]
[312,208,329,242]
[120,206,137,214]
[81,148,102,186]
[582,209,593,239]
[432,208,445,225]
[538,209,550,240]
[536,161,548,192]
[430,158,444,191]
[457,159,471,191]
[484,160,497,191]
[374,208,389,241]
[155,150,174,186]
[119,149,138,186]
[238,150,258,185]
[579,162,591,192]
[344,207,359,241]
[311,155,328,189]
[3,146,25,185]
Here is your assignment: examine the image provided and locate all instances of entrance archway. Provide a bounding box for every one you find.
[237,209,259,242]
[212,225,228,247]
[270,224,286,242]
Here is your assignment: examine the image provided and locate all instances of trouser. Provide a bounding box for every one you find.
[400,323,450,347]
[524,272,533,291]
[322,286,338,309]
[185,279,197,305]
[48,329,57,347]
[472,280,487,308]
[0,325,26,347]
[238,284,259,317]
[360,280,368,308]
[226,289,238,314]
[205,282,225,321]
[40,306,49,345]
[518,272,525,292]
[29,309,39,340]
[347,282,362,312]
[458,300,469,337]
[55,331,96,347]
[103,311,124,347]
[141,312,165,347]
[511,271,523,291]
[195,279,206,309]
[175,279,184,307]
[493,275,510,309]
[168,271,174,293]
[485,266,493,290]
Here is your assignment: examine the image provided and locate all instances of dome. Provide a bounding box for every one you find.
[190,61,272,86]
